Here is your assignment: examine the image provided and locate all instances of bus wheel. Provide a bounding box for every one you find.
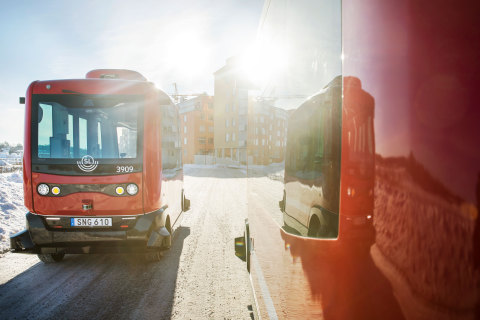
[308,216,322,238]
[182,192,190,212]
[308,214,338,238]
[37,252,65,263]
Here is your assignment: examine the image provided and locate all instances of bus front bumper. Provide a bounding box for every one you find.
[10,210,170,254]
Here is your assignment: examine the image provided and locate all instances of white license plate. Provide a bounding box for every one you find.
[70,217,112,227]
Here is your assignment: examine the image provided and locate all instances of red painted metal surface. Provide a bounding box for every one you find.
[85,69,147,81]
[249,0,480,319]
[31,172,143,216]
[22,82,35,212]
[31,79,151,96]
[142,89,162,213]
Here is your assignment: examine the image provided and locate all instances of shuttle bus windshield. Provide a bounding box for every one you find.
[31,94,143,175]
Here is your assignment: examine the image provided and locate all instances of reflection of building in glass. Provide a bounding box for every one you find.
[213,57,291,165]
[178,95,214,164]
[117,128,137,158]
[247,100,289,165]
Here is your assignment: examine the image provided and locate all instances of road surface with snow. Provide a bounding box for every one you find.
[0,166,258,320]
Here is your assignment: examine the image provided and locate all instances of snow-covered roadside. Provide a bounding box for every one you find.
[247,162,285,181]
[0,172,26,255]
[183,164,218,175]
[184,163,285,181]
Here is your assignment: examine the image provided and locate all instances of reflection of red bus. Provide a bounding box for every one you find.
[281,76,375,239]
[236,1,480,319]
[11,69,189,262]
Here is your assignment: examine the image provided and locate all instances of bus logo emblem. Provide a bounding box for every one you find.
[77,155,98,172]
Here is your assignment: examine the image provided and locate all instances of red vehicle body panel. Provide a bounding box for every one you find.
[31,172,143,215]
[22,82,34,212]
[249,0,480,319]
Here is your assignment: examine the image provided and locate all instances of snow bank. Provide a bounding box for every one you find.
[247,163,285,181]
[183,164,218,175]
[0,172,26,255]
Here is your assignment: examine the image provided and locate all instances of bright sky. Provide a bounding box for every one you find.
[0,0,264,144]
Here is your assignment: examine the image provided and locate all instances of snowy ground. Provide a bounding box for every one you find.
[0,172,26,255]
[0,166,257,319]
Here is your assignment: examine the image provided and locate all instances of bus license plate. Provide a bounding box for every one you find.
[71,217,112,227]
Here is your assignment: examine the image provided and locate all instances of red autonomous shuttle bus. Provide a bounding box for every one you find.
[11,69,189,262]
[236,0,480,319]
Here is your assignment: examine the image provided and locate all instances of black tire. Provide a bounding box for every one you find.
[182,192,190,212]
[308,213,338,238]
[279,190,286,211]
[308,216,322,238]
[37,252,65,263]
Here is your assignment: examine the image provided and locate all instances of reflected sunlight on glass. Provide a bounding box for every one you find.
[239,42,289,87]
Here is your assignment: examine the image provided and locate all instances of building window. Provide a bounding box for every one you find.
[226,133,230,142]
[208,138,213,144]
[208,114,213,120]
[262,139,265,146]
[184,137,187,145]
[184,148,187,155]
[232,133,236,141]
[260,116,264,123]
[208,126,214,132]
[226,119,229,127]
[184,126,187,133]
[200,125,205,132]
[261,128,265,135]
[198,137,206,144]
[277,130,280,137]
[232,119,236,127]
[184,115,187,122]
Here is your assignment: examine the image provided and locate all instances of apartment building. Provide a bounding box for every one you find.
[247,100,289,165]
[178,95,214,164]
[213,57,250,164]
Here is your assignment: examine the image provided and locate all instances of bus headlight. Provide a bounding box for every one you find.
[126,184,138,195]
[115,186,125,195]
[51,186,61,195]
[37,184,50,196]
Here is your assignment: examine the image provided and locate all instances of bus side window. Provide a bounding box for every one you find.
[161,103,182,171]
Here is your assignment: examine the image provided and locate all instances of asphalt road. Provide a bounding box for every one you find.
[0,166,255,320]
